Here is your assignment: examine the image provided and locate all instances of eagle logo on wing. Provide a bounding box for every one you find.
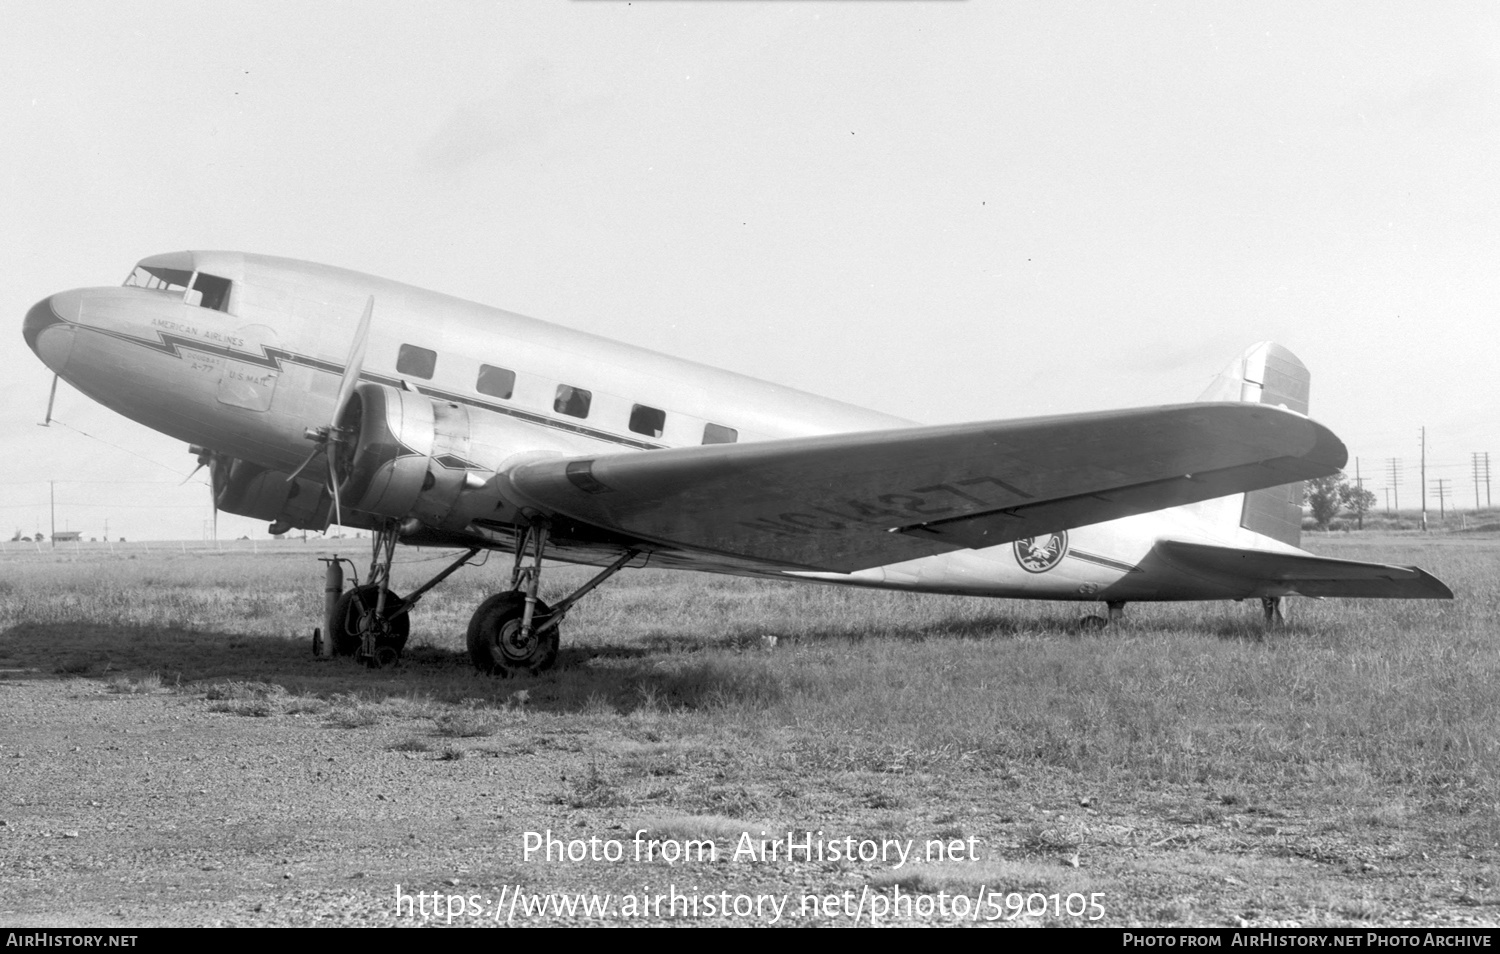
[1013,532,1069,573]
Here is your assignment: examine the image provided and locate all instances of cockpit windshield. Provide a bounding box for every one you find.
[124,264,192,294]
[123,264,233,312]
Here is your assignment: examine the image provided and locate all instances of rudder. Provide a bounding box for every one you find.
[1197,342,1309,547]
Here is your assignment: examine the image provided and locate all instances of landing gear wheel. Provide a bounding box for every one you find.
[368,645,401,669]
[331,585,410,659]
[467,592,559,676]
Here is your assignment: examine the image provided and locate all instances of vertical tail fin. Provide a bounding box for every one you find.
[1197,342,1310,547]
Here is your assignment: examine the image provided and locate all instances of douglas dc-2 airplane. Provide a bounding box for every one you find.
[24,252,1451,673]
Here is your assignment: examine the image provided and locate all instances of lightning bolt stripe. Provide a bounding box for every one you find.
[411,384,664,451]
[86,325,670,453]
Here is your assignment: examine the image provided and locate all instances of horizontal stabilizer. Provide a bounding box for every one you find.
[503,402,1346,573]
[1156,540,1453,599]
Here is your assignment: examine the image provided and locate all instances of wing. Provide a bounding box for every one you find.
[1155,540,1454,599]
[499,402,1346,573]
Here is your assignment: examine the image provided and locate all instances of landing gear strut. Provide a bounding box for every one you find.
[467,520,638,676]
[1261,596,1287,626]
[346,521,406,668]
[311,516,636,674]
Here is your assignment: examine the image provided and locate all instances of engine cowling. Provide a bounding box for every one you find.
[334,383,521,531]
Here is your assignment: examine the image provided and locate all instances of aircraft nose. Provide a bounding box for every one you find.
[23,291,79,372]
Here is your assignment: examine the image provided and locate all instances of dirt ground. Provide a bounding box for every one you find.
[2,671,1496,928]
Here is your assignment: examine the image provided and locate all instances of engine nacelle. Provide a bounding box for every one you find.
[335,383,521,530]
[210,454,333,531]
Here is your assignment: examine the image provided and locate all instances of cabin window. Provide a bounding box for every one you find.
[397,344,437,380]
[628,404,666,438]
[476,364,515,400]
[703,423,738,444]
[554,384,592,418]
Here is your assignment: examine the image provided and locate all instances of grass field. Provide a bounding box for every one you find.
[1,531,1496,924]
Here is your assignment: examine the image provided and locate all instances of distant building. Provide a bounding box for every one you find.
[51,531,83,543]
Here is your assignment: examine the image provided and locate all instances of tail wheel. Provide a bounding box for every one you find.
[331,584,410,658]
[467,592,559,676]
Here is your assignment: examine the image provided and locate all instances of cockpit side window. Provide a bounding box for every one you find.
[123,265,233,313]
[191,273,232,312]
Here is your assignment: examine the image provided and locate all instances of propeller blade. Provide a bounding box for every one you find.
[288,295,372,520]
[329,472,344,533]
[331,295,374,428]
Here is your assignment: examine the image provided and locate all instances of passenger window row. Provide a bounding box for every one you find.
[395,343,738,445]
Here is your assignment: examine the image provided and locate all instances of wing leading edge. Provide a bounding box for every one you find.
[500,402,1347,573]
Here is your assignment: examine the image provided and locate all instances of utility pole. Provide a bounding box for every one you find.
[1476,451,1492,511]
[1474,453,1484,512]
[1386,458,1402,516]
[1354,457,1366,529]
[1420,427,1427,531]
[1433,478,1449,520]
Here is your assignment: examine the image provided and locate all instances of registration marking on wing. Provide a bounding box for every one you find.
[735,475,1032,538]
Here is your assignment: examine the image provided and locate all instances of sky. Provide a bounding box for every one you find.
[2,1,1496,540]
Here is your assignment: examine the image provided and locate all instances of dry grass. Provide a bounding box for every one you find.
[434,705,502,738]
[104,671,162,694]
[2,533,1497,857]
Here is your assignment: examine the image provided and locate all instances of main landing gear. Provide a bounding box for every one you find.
[1261,596,1288,626]
[1070,596,1290,634]
[466,521,638,677]
[313,518,638,675]
[315,520,480,668]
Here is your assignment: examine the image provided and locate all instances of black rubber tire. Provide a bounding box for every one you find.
[330,585,410,658]
[466,591,559,676]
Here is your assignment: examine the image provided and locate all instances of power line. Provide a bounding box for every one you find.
[47,419,194,479]
[0,479,199,486]
[0,502,213,510]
